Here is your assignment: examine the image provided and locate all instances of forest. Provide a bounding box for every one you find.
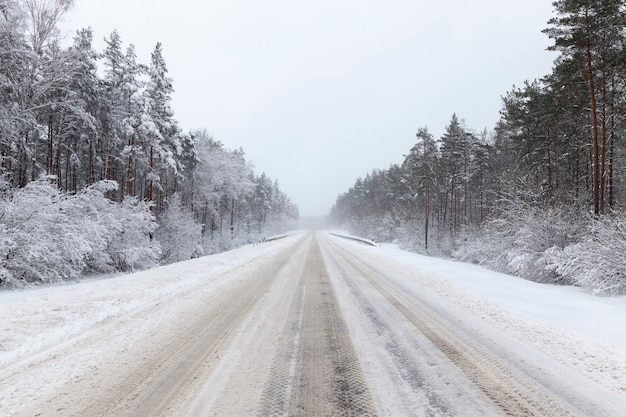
[331,0,626,295]
[0,0,298,287]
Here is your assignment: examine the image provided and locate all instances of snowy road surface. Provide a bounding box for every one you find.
[1,232,626,416]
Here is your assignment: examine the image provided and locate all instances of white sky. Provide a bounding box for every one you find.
[62,0,556,217]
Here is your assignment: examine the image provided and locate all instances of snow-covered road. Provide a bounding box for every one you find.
[1,232,625,416]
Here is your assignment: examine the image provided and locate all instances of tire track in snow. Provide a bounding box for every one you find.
[328,240,584,417]
[79,251,291,417]
[320,240,469,416]
[16,238,305,417]
[258,236,376,416]
[255,244,309,417]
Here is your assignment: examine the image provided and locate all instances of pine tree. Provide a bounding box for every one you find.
[145,42,181,212]
[64,28,103,188]
[101,30,126,196]
[439,114,468,235]
[544,0,626,214]
[0,3,31,186]
[404,126,438,250]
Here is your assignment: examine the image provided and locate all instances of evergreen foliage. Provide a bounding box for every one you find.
[331,1,626,295]
[0,1,298,287]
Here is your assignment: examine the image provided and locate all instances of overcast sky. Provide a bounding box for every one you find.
[63,0,556,217]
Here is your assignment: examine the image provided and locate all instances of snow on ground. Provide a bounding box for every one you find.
[374,243,626,345]
[2,230,625,408]
[335,237,626,397]
[0,237,296,370]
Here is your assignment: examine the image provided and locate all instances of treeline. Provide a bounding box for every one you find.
[0,1,298,286]
[330,116,494,253]
[331,0,626,295]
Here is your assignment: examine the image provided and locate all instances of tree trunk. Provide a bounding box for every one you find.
[608,96,615,209]
[88,141,95,185]
[585,21,601,215]
[424,181,430,251]
[53,106,66,190]
[546,130,553,204]
[146,146,154,208]
[47,113,53,176]
[230,198,235,236]
[599,63,608,214]
[125,135,134,196]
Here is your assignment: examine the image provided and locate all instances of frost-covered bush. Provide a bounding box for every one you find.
[104,197,160,272]
[0,180,160,287]
[392,217,426,253]
[78,181,122,273]
[545,213,626,295]
[455,205,626,294]
[0,180,97,286]
[155,194,202,264]
[454,204,583,283]
[453,225,495,264]
[503,206,582,282]
[78,181,160,273]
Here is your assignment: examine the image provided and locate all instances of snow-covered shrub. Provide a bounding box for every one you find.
[453,225,493,264]
[76,180,159,274]
[545,213,626,295]
[0,180,161,287]
[391,217,424,253]
[0,223,16,285]
[77,181,121,273]
[104,197,160,272]
[155,194,202,264]
[506,206,583,282]
[0,180,100,286]
[454,204,583,283]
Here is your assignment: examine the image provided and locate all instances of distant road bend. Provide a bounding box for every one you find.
[8,232,626,416]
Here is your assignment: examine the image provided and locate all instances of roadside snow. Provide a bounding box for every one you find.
[0,238,295,369]
[342,239,626,397]
[375,243,626,346]
[1,230,625,412]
